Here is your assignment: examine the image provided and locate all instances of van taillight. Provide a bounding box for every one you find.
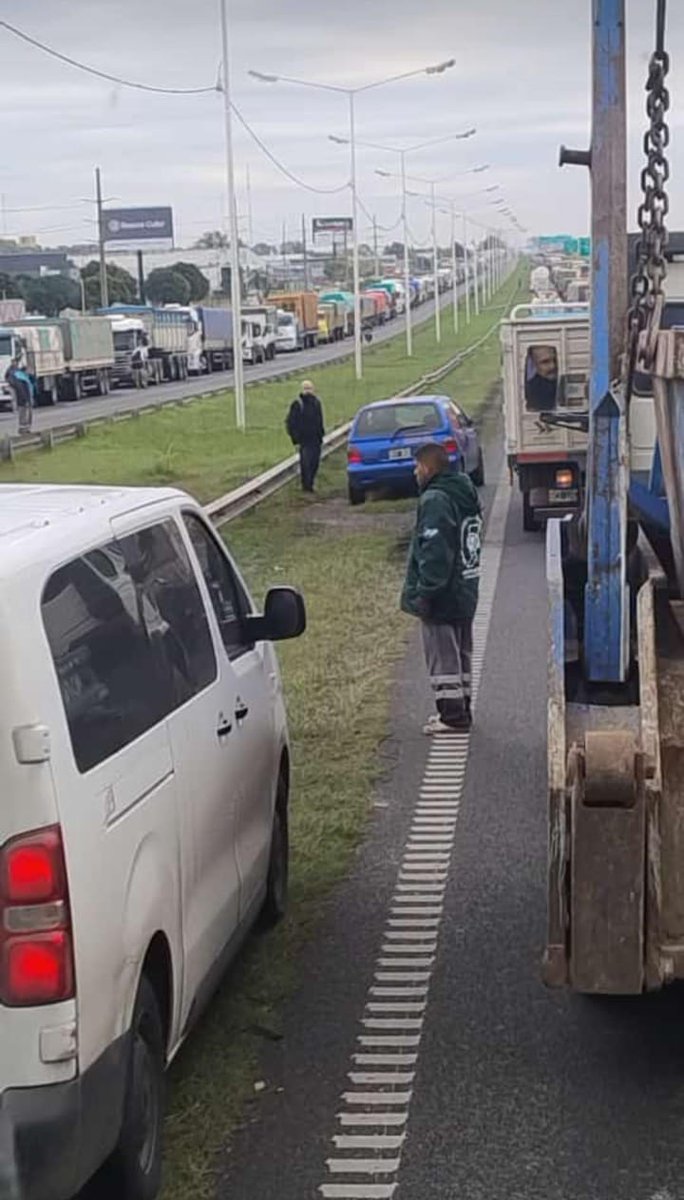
[0,826,74,1006]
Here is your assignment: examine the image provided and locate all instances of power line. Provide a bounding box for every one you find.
[1,19,351,198]
[0,19,217,94]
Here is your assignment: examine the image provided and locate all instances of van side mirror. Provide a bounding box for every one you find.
[244,586,306,643]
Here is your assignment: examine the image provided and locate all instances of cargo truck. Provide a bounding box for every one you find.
[196,305,234,372]
[501,302,655,531]
[317,302,345,343]
[241,305,277,362]
[268,292,318,349]
[101,305,189,385]
[0,316,115,403]
[0,322,64,408]
[319,291,355,336]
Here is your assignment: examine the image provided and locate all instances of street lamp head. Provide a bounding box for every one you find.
[425,58,456,75]
[459,128,477,139]
[329,135,350,145]
[375,169,392,178]
[248,70,279,83]
[473,164,490,173]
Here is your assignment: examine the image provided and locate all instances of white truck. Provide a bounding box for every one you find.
[103,306,189,387]
[501,302,656,531]
[241,305,277,362]
[0,316,115,408]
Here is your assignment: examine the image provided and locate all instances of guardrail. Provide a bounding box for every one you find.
[208,275,519,527]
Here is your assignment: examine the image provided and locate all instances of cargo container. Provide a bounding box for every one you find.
[317,302,345,343]
[197,305,234,371]
[268,292,318,349]
[0,322,64,408]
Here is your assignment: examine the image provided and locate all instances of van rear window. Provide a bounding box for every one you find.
[42,520,217,773]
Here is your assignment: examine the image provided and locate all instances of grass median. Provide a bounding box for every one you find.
[0,266,525,501]
[157,279,524,1199]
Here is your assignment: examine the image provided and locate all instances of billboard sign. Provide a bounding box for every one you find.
[312,217,353,238]
[103,206,174,243]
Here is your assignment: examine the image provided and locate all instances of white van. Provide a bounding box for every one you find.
[0,484,305,1200]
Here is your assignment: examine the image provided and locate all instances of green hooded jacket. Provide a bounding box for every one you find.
[401,469,483,624]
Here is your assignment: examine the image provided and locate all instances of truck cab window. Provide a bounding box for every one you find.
[525,345,559,412]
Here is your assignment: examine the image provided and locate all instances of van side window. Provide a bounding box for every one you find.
[42,521,217,774]
[183,513,252,660]
[524,345,559,412]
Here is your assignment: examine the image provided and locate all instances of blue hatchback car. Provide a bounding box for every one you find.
[346,394,484,505]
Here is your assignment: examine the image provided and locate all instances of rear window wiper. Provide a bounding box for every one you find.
[390,423,433,439]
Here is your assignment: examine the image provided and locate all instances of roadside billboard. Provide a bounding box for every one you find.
[102,207,174,243]
[312,217,354,238]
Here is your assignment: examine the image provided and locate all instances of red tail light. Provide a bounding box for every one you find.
[0,826,74,1006]
[348,447,362,464]
[444,438,459,455]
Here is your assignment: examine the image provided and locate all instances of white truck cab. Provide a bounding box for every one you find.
[0,484,304,1200]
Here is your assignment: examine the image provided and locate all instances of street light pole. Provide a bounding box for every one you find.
[451,204,459,336]
[349,92,362,381]
[431,181,441,343]
[462,212,471,325]
[401,151,413,358]
[219,0,245,431]
[95,166,108,309]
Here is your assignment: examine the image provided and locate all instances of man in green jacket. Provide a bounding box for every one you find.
[401,442,483,733]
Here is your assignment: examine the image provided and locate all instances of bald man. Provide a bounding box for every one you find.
[286,380,325,493]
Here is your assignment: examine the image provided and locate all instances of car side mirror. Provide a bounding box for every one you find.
[244,586,306,643]
[464,415,474,427]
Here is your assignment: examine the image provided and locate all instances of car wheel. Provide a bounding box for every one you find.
[348,483,366,507]
[102,976,165,1200]
[523,492,540,533]
[470,447,485,488]
[261,798,289,928]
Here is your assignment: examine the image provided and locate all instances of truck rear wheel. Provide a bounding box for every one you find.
[523,492,540,533]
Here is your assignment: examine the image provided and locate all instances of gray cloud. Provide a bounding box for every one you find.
[1,0,683,248]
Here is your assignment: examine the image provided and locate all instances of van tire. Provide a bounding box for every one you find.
[523,492,540,533]
[261,800,288,928]
[470,448,485,488]
[104,976,165,1200]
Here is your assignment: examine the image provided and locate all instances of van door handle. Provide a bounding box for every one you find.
[216,719,233,739]
[235,703,249,722]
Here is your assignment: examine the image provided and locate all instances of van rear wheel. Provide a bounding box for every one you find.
[103,976,165,1200]
[261,796,289,928]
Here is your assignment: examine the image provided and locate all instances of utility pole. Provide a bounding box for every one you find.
[95,166,109,309]
[462,213,471,325]
[431,181,441,343]
[302,213,309,290]
[373,215,380,278]
[246,163,254,247]
[220,0,245,430]
[451,205,459,336]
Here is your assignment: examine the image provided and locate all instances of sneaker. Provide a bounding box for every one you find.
[423,713,471,735]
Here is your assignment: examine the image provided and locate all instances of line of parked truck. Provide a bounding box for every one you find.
[0,272,447,411]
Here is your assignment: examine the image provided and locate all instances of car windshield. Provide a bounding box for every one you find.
[355,402,442,439]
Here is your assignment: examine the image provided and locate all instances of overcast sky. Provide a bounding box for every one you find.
[1,0,683,251]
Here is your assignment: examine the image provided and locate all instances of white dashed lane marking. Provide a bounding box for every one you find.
[317,466,510,1199]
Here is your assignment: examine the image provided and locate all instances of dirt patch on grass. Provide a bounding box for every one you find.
[302,495,414,536]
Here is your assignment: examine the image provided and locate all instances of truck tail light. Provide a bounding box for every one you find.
[348,447,362,464]
[0,826,74,1007]
[555,468,574,488]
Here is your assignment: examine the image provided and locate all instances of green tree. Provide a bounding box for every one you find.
[170,262,209,302]
[81,260,138,308]
[145,267,191,305]
[18,274,81,317]
[0,272,24,300]
[194,230,228,249]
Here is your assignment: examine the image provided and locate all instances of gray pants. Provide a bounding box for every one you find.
[421,620,473,725]
[17,400,33,433]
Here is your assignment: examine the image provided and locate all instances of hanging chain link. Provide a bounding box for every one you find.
[627,0,670,389]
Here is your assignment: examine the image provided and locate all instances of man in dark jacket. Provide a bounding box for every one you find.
[286,380,325,493]
[4,358,36,434]
[401,442,483,733]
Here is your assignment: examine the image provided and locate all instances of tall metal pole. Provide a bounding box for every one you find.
[349,92,362,380]
[462,212,471,325]
[451,205,459,336]
[473,225,480,317]
[95,166,109,309]
[432,181,441,343]
[302,213,310,291]
[246,163,254,247]
[401,151,413,357]
[373,215,380,278]
[220,0,245,430]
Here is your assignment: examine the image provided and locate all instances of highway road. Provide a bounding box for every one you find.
[0,286,467,438]
[215,427,684,1200]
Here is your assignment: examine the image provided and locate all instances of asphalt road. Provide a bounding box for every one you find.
[1,287,466,437]
[214,433,684,1200]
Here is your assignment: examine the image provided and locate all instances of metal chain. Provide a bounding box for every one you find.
[627,0,670,387]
